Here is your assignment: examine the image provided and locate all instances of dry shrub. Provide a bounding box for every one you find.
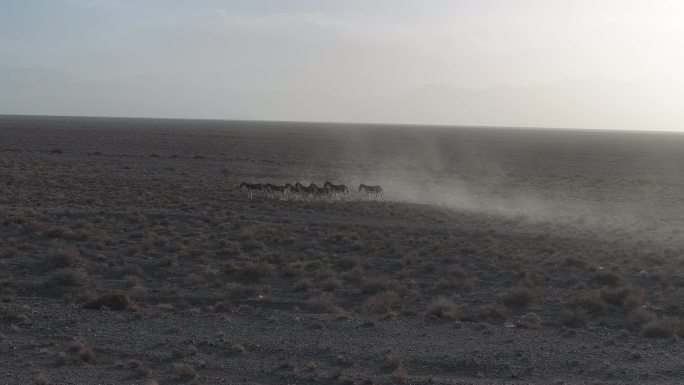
[392,367,408,382]
[517,313,543,329]
[468,304,507,324]
[51,268,89,286]
[84,291,135,311]
[434,277,474,292]
[218,241,241,256]
[340,267,365,283]
[45,248,83,269]
[158,255,178,267]
[126,359,151,377]
[118,264,145,278]
[283,262,305,279]
[182,273,203,287]
[628,307,656,325]
[600,286,646,308]
[560,308,587,328]
[44,226,78,240]
[593,271,622,286]
[1,288,17,303]
[337,255,362,270]
[34,372,50,385]
[278,360,296,370]
[386,353,403,369]
[293,279,314,292]
[226,260,273,280]
[303,361,318,372]
[362,291,401,314]
[336,355,355,367]
[58,340,96,365]
[562,256,588,268]
[173,363,197,381]
[567,291,607,314]
[642,317,681,338]
[306,293,339,313]
[500,287,536,308]
[362,278,404,295]
[321,277,344,291]
[213,300,235,312]
[242,240,267,252]
[426,297,458,320]
[172,345,198,359]
[226,282,271,297]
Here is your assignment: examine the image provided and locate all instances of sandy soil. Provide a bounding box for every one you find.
[1,115,684,384]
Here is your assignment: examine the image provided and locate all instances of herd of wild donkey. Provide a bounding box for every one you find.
[239,181,383,201]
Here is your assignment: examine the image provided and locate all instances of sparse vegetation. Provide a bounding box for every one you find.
[84,291,136,311]
[500,287,536,308]
[173,363,198,380]
[3,119,684,383]
[57,340,96,365]
[426,297,458,320]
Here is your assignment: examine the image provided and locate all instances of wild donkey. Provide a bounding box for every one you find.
[309,183,331,201]
[239,182,264,199]
[324,181,349,200]
[294,182,316,200]
[358,184,383,200]
[264,183,289,200]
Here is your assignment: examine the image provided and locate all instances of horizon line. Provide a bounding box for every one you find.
[2,113,683,135]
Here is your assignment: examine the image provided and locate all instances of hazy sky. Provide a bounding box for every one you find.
[2,0,684,130]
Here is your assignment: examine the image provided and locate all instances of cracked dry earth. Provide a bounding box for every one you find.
[1,115,684,384]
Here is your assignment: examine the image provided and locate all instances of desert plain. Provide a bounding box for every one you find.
[1,115,684,384]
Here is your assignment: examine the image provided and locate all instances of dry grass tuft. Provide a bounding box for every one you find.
[226,260,273,280]
[426,297,458,320]
[517,313,543,329]
[628,307,656,326]
[293,278,314,292]
[57,340,96,365]
[45,248,84,269]
[306,293,339,313]
[173,363,198,381]
[500,287,536,308]
[567,291,608,315]
[126,359,151,377]
[44,226,80,240]
[593,271,622,286]
[84,290,135,311]
[172,345,198,359]
[278,360,296,371]
[34,372,50,385]
[560,308,588,328]
[226,282,271,297]
[467,304,508,324]
[386,353,403,369]
[600,286,646,308]
[51,268,89,286]
[392,367,408,382]
[362,291,401,314]
[642,317,682,339]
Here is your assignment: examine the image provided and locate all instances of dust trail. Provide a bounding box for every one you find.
[327,128,684,246]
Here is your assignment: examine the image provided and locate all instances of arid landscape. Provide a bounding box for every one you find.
[2,115,684,384]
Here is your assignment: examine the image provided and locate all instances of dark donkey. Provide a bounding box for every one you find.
[309,183,331,201]
[358,184,383,200]
[294,182,316,200]
[324,181,349,200]
[264,183,288,199]
[239,182,264,199]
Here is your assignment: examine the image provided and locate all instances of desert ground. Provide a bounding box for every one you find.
[2,115,684,384]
